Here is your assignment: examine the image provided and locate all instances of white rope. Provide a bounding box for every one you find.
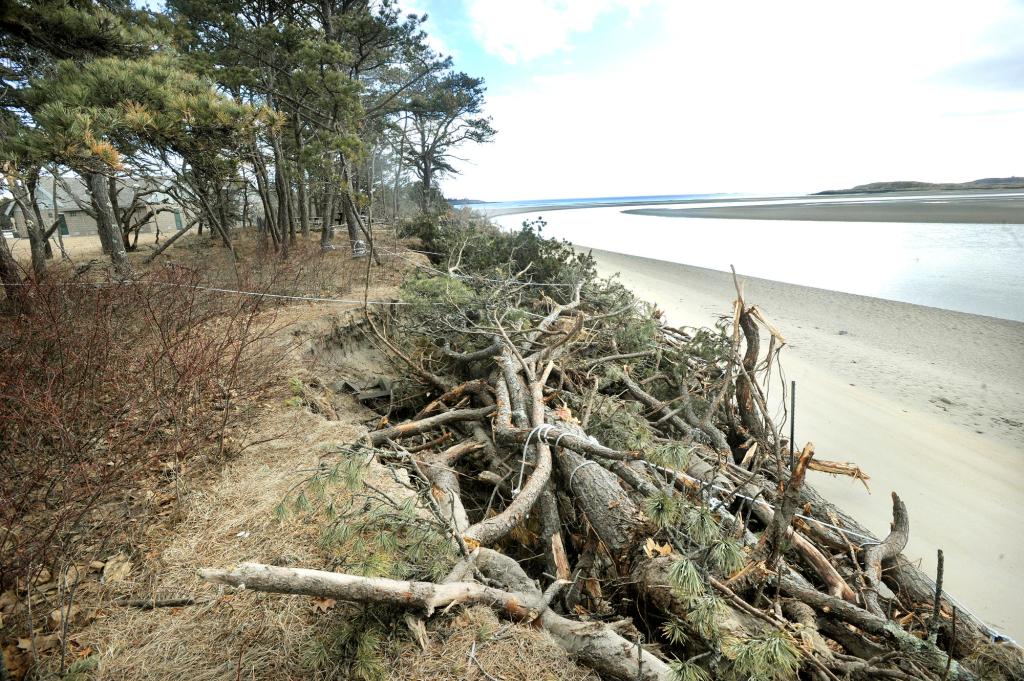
[166,282,417,306]
[5,278,426,305]
[512,424,557,497]
[568,459,599,490]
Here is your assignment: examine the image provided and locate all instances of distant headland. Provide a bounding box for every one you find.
[816,176,1024,195]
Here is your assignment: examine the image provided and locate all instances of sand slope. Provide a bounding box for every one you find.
[585,247,1024,641]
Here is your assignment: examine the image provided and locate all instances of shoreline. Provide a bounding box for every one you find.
[624,194,1024,224]
[474,188,1024,219]
[583,247,1024,640]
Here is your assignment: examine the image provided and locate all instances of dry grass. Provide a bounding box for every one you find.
[84,406,370,680]
[77,304,409,681]
[391,607,598,681]
[9,227,414,300]
[8,234,108,262]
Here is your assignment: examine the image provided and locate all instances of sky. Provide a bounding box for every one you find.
[401,0,1024,201]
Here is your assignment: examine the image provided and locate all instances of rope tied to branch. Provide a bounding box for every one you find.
[568,459,600,491]
[512,424,558,498]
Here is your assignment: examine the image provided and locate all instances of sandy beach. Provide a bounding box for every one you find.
[584,247,1024,640]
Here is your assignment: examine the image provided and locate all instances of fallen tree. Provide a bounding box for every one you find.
[200,221,1022,680]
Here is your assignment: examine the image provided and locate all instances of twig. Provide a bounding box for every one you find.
[928,549,945,644]
[469,640,503,681]
[112,597,211,609]
[944,608,956,680]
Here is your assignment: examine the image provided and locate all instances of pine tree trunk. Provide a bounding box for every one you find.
[2,170,46,277]
[270,132,291,256]
[319,189,336,248]
[51,171,68,260]
[108,176,132,252]
[292,116,310,238]
[0,229,28,313]
[85,171,132,277]
[251,152,279,249]
[421,158,432,213]
[27,183,53,261]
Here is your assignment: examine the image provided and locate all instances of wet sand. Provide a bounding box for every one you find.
[624,193,1024,223]
[584,247,1024,640]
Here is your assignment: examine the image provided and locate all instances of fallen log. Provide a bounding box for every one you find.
[779,575,978,681]
[368,405,495,446]
[862,492,910,618]
[791,481,994,658]
[199,559,673,680]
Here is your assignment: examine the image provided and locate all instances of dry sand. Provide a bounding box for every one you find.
[584,247,1024,641]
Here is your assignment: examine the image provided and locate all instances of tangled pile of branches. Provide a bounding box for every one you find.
[202,220,1022,680]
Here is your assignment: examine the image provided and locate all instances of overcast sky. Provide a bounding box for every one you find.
[402,0,1024,201]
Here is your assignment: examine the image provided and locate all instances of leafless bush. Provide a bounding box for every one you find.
[0,266,280,590]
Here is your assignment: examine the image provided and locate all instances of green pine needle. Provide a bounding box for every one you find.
[668,659,712,681]
[708,538,746,576]
[661,617,690,645]
[645,490,681,528]
[725,630,802,681]
[687,595,726,642]
[667,556,705,600]
[685,505,722,545]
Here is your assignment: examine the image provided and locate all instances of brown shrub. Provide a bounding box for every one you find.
[0,266,280,591]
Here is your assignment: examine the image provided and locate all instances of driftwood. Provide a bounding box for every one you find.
[198,268,1016,681]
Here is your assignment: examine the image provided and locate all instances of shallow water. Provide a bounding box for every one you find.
[491,196,1024,322]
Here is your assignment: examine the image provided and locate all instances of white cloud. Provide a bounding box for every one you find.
[443,0,1024,200]
[465,0,647,63]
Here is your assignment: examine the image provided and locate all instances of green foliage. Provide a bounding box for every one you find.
[685,505,723,545]
[0,1,160,63]
[589,399,653,452]
[685,321,733,365]
[667,556,705,601]
[277,452,456,582]
[401,274,479,315]
[668,658,712,681]
[687,596,727,643]
[707,538,747,576]
[402,215,597,294]
[23,53,263,176]
[63,653,101,681]
[301,607,396,681]
[723,630,802,681]
[662,618,691,646]
[352,627,387,680]
[612,303,661,354]
[645,490,684,529]
[649,442,692,470]
[287,450,458,678]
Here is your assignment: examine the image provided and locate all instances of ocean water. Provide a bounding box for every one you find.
[488,196,1024,323]
[451,192,735,212]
